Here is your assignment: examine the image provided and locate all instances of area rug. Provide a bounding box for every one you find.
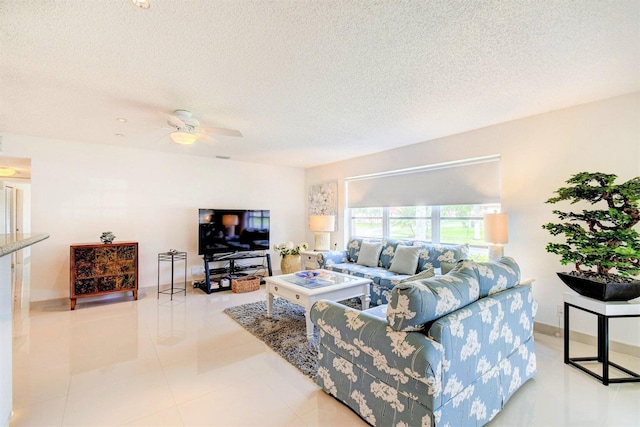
[223,298,359,379]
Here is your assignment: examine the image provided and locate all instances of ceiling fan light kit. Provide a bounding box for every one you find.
[0,167,17,177]
[170,131,197,145]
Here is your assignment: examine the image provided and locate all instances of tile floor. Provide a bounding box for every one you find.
[10,285,640,427]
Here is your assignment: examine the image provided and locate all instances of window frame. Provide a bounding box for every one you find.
[349,204,500,259]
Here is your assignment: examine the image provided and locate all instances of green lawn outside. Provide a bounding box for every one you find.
[354,220,485,245]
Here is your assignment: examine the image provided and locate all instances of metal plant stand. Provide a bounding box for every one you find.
[158,251,187,300]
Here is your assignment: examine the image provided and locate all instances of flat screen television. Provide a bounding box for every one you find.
[198,209,270,255]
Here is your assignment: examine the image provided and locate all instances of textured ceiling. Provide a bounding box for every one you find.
[1,0,638,168]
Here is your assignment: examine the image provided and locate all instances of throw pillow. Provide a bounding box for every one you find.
[440,261,457,274]
[356,241,383,267]
[399,266,435,282]
[379,238,413,269]
[389,245,421,275]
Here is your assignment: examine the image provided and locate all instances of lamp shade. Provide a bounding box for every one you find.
[484,213,509,244]
[222,215,239,227]
[170,131,197,145]
[309,215,335,232]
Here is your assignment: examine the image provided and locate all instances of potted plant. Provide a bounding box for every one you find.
[542,172,640,301]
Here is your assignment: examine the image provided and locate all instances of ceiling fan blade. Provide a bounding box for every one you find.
[195,133,217,143]
[201,126,243,138]
[155,133,172,144]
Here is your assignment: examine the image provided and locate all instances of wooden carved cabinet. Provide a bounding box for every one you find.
[70,242,138,310]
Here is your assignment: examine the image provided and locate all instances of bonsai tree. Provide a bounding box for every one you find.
[542,172,640,281]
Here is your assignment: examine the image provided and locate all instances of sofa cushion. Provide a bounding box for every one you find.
[325,263,386,284]
[416,243,469,271]
[317,250,348,268]
[399,266,435,282]
[356,241,383,267]
[389,245,421,274]
[346,238,363,262]
[448,258,521,298]
[379,238,413,269]
[440,261,457,274]
[362,304,387,319]
[386,267,480,331]
[474,256,521,297]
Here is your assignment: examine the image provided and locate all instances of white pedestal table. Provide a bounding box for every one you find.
[564,292,640,386]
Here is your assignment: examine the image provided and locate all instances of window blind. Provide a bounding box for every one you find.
[346,156,501,208]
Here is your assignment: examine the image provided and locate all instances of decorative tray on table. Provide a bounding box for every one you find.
[295,270,321,278]
[290,270,332,288]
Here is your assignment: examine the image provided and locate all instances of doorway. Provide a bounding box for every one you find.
[0,156,32,309]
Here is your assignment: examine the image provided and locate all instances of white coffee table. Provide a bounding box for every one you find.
[265,269,372,340]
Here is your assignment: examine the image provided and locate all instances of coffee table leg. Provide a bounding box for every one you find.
[305,310,314,340]
[304,299,315,340]
[362,283,371,310]
[266,290,273,317]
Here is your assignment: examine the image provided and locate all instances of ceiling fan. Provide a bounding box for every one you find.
[165,109,242,145]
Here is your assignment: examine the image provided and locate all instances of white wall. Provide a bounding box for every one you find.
[306,92,640,347]
[2,94,638,344]
[2,134,307,302]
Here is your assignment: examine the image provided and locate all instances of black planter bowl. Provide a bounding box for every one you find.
[557,272,640,302]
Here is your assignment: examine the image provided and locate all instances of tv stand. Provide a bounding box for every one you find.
[198,252,272,294]
[214,251,242,260]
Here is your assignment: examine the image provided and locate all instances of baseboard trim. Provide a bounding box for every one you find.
[30,297,67,310]
[29,288,153,311]
[534,321,640,358]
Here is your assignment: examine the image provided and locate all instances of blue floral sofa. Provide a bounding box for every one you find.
[310,257,536,427]
[318,238,469,306]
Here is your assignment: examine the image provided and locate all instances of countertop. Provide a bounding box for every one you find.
[0,233,50,257]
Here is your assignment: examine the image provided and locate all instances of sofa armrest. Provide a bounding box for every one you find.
[317,250,348,268]
[310,300,445,407]
[427,284,536,393]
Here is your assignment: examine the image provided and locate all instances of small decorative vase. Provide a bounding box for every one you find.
[100,231,116,244]
[281,254,301,274]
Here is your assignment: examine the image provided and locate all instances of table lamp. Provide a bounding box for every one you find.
[309,215,335,251]
[484,212,508,261]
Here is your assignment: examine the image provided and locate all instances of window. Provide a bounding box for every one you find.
[389,206,432,240]
[350,203,500,260]
[439,204,499,246]
[350,207,383,238]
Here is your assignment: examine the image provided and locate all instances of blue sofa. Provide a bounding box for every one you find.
[310,257,537,427]
[318,238,469,306]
